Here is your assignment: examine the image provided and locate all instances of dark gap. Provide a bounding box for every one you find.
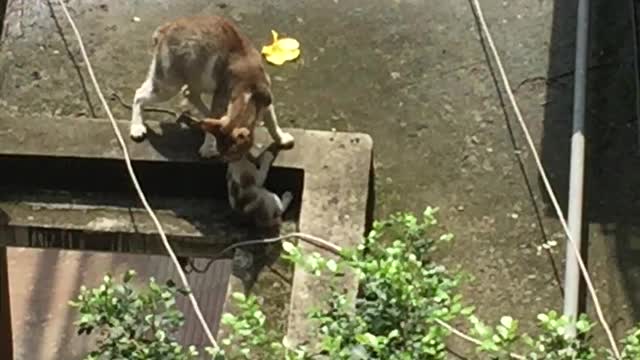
[0,155,305,221]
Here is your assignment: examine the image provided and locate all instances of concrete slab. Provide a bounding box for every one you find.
[0,114,373,356]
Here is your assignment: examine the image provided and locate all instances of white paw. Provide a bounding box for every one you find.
[178,98,192,113]
[277,132,295,148]
[199,143,219,158]
[129,123,147,140]
[282,191,293,203]
[233,249,253,269]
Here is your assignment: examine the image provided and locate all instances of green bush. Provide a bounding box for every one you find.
[69,270,214,360]
[72,208,640,359]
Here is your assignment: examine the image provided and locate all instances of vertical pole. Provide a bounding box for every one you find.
[0,247,12,359]
[563,0,590,338]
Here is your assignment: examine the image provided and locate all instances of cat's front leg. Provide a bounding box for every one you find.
[199,132,219,158]
[264,105,294,148]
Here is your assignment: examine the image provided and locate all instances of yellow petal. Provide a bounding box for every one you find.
[265,53,287,65]
[276,38,300,51]
[262,30,301,65]
[280,48,300,62]
[265,48,300,65]
[261,44,275,56]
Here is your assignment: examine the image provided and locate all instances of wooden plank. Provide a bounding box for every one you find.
[0,247,12,359]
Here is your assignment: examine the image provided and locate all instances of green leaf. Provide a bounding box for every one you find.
[155,329,166,342]
[576,318,591,333]
[282,241,297,254]
[356,333,379,348]
[500,316,513,329]
[496,325,509,339]
[326,259,338,273]
[461,306,476,316]
[231,292,247,303]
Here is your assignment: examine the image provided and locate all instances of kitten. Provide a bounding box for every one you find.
[129,15,294,161]
[227,150,293,228]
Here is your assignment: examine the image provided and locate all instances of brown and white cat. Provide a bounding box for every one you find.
[227,150,292,228]
[129,15,294,161]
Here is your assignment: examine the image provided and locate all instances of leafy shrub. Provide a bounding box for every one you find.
[72,208,640,359]
[70,270,211,360]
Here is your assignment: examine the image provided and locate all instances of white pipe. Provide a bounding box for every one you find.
[563,0,590,337]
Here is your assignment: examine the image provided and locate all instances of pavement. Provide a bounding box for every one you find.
[1,0,639,358]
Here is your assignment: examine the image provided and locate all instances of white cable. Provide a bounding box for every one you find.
[469,0,620,357]
[53,0,218,350]
[217,232,343,256]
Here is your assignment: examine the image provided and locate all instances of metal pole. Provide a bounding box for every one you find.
[563,0,590,337]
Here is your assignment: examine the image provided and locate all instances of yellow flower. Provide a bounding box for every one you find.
[261,30,300,66]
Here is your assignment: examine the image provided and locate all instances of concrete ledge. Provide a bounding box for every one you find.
[0,114,373,345]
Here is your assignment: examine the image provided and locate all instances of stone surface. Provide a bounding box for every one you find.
[1,0,639,357]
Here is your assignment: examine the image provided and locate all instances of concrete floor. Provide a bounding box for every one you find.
[1,0,640,358]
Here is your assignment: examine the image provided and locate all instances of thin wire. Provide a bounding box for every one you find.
[110,91,180,117]
[53,0,218,349]
[435,319,525,359]
[184,232,345,273]
[217,232,342,256]
[469,0,620,357]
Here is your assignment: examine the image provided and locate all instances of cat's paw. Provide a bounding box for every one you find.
[129,123,147,141]
[281,191,293,204]
[198,143,219,158]
[277,132,295,149]
[232,249,253,270]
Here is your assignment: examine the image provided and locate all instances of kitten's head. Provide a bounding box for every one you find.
[254,193,285,229]
[199,116,253,161]
[200,80,272,161]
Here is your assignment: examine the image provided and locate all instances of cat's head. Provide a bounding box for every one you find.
[200,116,252,161]
[200,80,272,161]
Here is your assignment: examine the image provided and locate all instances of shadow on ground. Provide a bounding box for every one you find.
[540,0,640,329]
